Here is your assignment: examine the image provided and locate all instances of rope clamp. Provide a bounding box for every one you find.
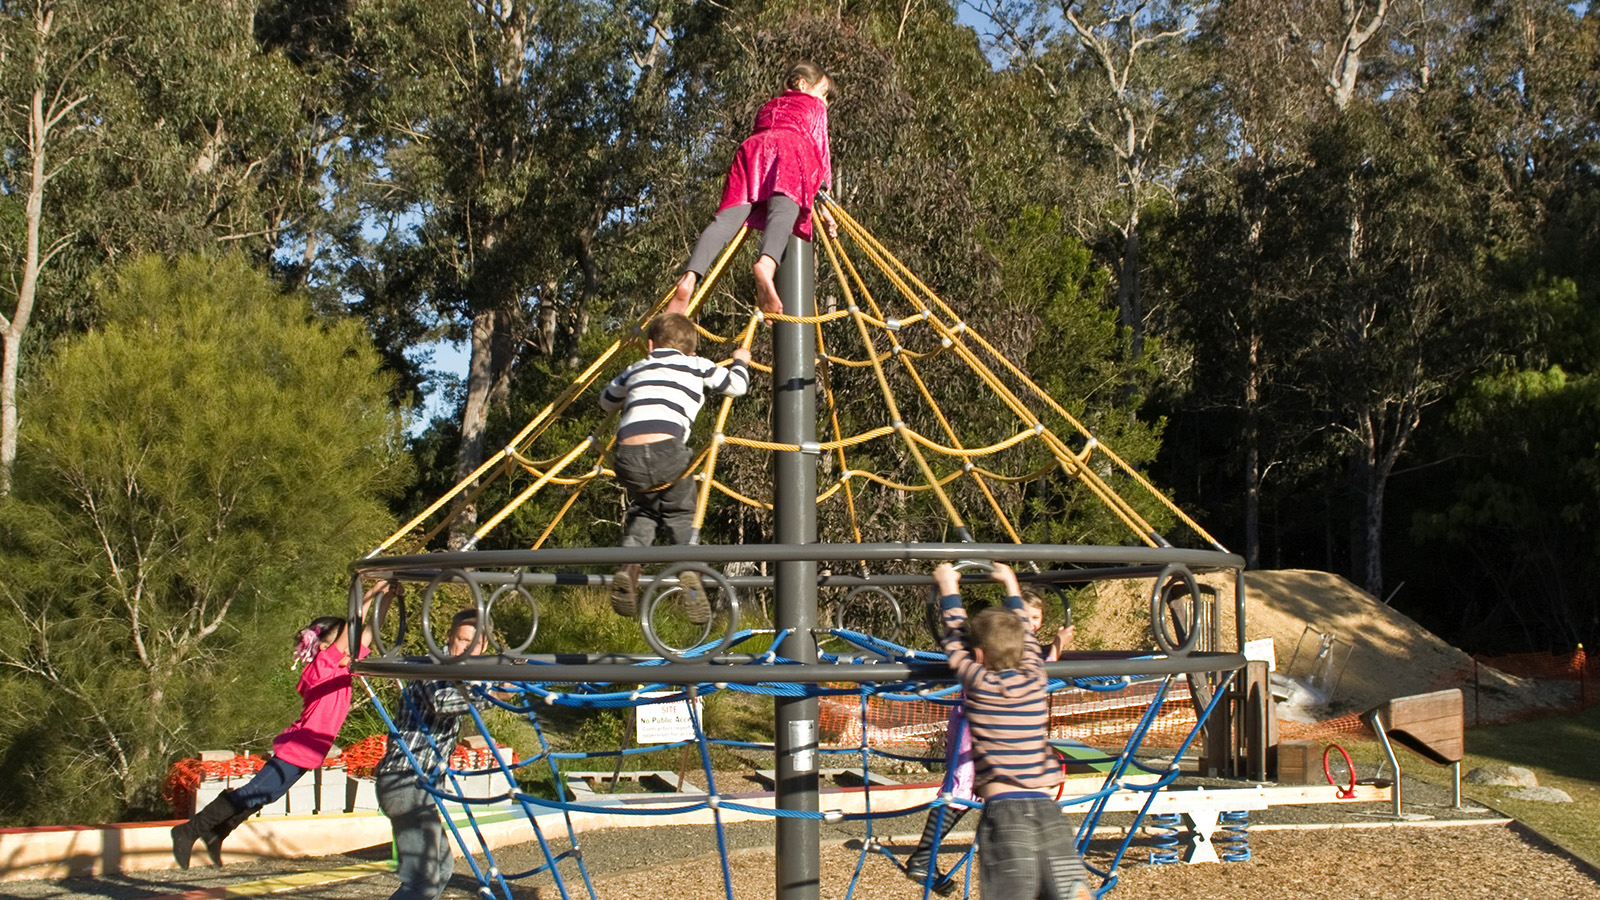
[891,420,906,432]
[824,810,844,824]
[800,441,822,456]
[1033,423,1045,435]
[886,317,902,331]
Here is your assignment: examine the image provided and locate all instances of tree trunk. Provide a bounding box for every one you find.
[1350,414,1385,597]
[0,328,22,496]
[1117,224,1143,364]
[448,308,498,548]
[1243,331,1262,569]
[2,78,53,495]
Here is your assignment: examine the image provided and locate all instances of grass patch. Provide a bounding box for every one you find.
[1342,704,1600,869]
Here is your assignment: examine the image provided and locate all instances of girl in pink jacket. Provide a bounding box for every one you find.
[670,61,839,316]
[170,581,397,869]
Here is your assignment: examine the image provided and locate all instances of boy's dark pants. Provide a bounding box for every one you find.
[614,440,696,546]
[377,770,454,900]
[976,797,1090,900]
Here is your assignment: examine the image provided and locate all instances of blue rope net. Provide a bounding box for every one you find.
[360,627,1236,900]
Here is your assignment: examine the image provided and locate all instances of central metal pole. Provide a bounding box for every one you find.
[772,233,819,900]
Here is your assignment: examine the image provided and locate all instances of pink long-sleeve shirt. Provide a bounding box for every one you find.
[272,642,369,769]
[717,90,832,241]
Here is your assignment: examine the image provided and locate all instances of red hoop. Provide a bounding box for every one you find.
[1323,743,1357,799]
[1053,747,1069,801]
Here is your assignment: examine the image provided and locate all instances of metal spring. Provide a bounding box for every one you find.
[1217,810,1251,862]
[1147,812,1183,865]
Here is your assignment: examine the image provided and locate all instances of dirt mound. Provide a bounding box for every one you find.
[1075,568,1573,722]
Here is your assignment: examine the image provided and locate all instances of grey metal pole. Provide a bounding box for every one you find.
[772,234,820,900]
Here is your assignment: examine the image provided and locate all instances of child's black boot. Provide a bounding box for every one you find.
[171,793,241,869]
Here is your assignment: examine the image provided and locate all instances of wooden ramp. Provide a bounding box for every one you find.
[1365,689,1464,765]
[1363,688,1468,817]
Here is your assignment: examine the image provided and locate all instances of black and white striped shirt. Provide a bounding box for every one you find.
[600,348,750,441]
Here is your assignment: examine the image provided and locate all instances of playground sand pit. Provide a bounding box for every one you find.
[561,824,1599,900]
[1083,569,1575,721]
[4,821,1596,900]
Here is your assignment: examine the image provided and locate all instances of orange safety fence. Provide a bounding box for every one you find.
[820,648,1600,759]
[820,680,1202,753]
[161,734,517,817]
[1473,647,1594,682]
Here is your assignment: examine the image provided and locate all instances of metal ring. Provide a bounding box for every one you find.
[1323,743,1358,799]
[639,562,740,663]
[833,585,903,644]
[1149,564,1200,655]
[1028,580,1073,631]
[347,574,371,658]
[485,583,539,655]
[421,568,487,661]
[368,580,409,658]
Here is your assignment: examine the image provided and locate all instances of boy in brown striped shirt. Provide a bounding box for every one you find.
[934,562,1091,900]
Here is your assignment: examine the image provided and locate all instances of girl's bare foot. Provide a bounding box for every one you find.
[668,272,696,315]
[753,256,781,314]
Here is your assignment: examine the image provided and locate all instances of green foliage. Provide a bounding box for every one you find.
[0,254,411,824]
[1411,364,1600,650]
[988,206,1174,545]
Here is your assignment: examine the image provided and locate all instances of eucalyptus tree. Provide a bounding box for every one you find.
[0,0,337,492]
[1403,0,1600,646]
[965,0,1208,371]
[332,0,679,546]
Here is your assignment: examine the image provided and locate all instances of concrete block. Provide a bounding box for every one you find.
[347,776,380,812]
[315,768,348,814]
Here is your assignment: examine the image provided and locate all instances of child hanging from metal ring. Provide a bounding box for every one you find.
[171,580,397,868]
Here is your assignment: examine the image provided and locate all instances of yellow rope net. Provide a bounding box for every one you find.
[372,201,1226,555]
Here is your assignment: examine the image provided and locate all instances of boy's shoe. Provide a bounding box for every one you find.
[610,564,641,617]
[678,570,711,625]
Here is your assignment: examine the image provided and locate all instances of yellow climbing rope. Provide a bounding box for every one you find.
[370,197,1226,557]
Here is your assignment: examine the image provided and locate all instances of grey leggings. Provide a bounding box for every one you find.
[683,195,802,277]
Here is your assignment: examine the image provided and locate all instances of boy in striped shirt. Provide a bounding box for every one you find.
[933,562,1091,900]
[601,313,751,623]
